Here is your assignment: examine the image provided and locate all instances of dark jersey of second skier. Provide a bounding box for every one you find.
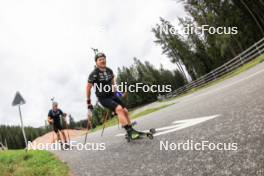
[88,67,114,98]
[48,109,64,124]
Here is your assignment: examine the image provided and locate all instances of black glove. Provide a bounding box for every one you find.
[87,99,93,110]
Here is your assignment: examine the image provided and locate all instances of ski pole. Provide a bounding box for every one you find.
[84,109,93,144]
[52,130,55,143]
[101,111,109,137]
[117,117,120,129]
[64,114,70,143]
[52,125,57,143]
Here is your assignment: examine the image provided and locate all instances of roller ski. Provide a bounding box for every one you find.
[124,122,156,142]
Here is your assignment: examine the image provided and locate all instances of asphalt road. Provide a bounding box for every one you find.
[55,61,264,176]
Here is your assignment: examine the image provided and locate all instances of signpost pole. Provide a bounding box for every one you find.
[18,105,28,152]
[12,91,27,152]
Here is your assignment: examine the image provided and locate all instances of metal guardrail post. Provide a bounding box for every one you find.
[255,43,261,55]
[239,56,244,66]
[224,63,228,72]
[212,72,216,80]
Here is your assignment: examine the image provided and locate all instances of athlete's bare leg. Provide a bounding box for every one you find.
[115,105,130,125]
[60,130,67,143]
[123,108,131,125]
[56,132,61,141]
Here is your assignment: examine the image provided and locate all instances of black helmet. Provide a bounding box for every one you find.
[95,52,106,62]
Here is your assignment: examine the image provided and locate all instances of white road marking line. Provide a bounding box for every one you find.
[154,114,220,136]
[115,114,220,137]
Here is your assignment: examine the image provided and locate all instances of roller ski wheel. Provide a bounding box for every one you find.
[146,128,156,140]
[149,128,156,134]
[147,133,153,139]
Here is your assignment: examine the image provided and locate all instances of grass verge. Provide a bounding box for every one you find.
[164,54,264,102]
[0,150,70,176]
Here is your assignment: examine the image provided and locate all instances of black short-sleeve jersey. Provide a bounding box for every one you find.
[48,109,64,124]
[88,67,114,98]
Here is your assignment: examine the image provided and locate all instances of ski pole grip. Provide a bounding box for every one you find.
[87,99,91,105]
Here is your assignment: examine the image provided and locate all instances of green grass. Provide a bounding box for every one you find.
[90,103,175,133]
[0,150,70,176]
[165,54,264,102]
[131,103,174,119]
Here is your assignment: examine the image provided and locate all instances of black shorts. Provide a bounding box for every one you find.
[98,95,126,112]
[53,121,64,133]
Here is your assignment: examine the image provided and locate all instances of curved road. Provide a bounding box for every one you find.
[55,61,264,176]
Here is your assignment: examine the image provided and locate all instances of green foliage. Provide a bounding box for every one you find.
[116,58,185,108]
[152,0,264,80]
[72,103,112,129]
[0,150,69,176]
[0,125,51,149]
[92,103,108,126]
